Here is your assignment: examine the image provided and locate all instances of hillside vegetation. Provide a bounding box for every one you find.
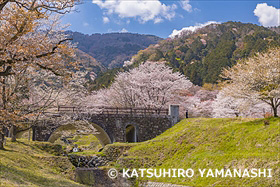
[75,49,105,77]
[89,22,280,90]
[110,118,280,186]
[131,22,280,86]
[0,140,85,187]
[68,32,162,69]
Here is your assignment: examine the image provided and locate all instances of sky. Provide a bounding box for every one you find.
[61,0,280,38]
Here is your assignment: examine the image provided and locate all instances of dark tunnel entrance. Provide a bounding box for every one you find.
[126,125,137,143]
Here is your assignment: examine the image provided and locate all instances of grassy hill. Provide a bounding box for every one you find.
[0,140,85,187]
[0,118,279,186]
[110,118,280,186]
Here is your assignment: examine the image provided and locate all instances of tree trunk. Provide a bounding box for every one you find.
[273,106,278,117]
[10,125,17,142]
[28,126,31,141]
[0,132,4,150]
[270,98,279,117]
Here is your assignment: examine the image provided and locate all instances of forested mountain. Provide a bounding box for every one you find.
[76,49,106,73]
[131,22,280,86]
[68,31,162,69]
[74,49,105,79]
[269,26,280,34]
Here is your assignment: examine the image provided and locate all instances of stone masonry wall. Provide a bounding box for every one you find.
[33,113,173,145]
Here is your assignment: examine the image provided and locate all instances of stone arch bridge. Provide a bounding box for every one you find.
[31,105,180,147]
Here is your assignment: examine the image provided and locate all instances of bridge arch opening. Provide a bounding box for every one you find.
[48,123,76,143]
[47,122,112,147]
[90,123,112,147]
[16,128,33,139]
[126,125,137,143]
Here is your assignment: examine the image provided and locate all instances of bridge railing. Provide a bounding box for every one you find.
[57,106,169,116]
[99,107,169,115]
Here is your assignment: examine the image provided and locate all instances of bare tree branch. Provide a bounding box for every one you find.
[0,66,14,77]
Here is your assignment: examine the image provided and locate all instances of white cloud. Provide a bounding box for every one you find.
[103,16,110,24]
[181,0,192,12]
[120,28,128,33]
[83,22,89,27]
[169,21,221,38]
[107,28,128,33]
[92,0,177,23]
[154,17,163,24]
[254,3,280,27]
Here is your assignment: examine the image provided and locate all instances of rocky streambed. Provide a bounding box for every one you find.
[68,155,108,168]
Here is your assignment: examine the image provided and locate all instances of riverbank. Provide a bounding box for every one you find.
[0,140,85,187]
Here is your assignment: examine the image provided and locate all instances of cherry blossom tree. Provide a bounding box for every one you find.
[190,99,213,118]
[0,0,80,149]
[221,48,280,117]
[85,62,193,110]
[181,89,218,118]
[212,90,241,118]
[212,89,272,118]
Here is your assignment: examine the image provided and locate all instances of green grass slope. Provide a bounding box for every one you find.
[114,118,280,186]
[0,139,85,187]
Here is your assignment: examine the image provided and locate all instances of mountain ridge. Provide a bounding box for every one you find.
[67,31,162,69]
[131,21,280,86]
[70,22,280,89]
